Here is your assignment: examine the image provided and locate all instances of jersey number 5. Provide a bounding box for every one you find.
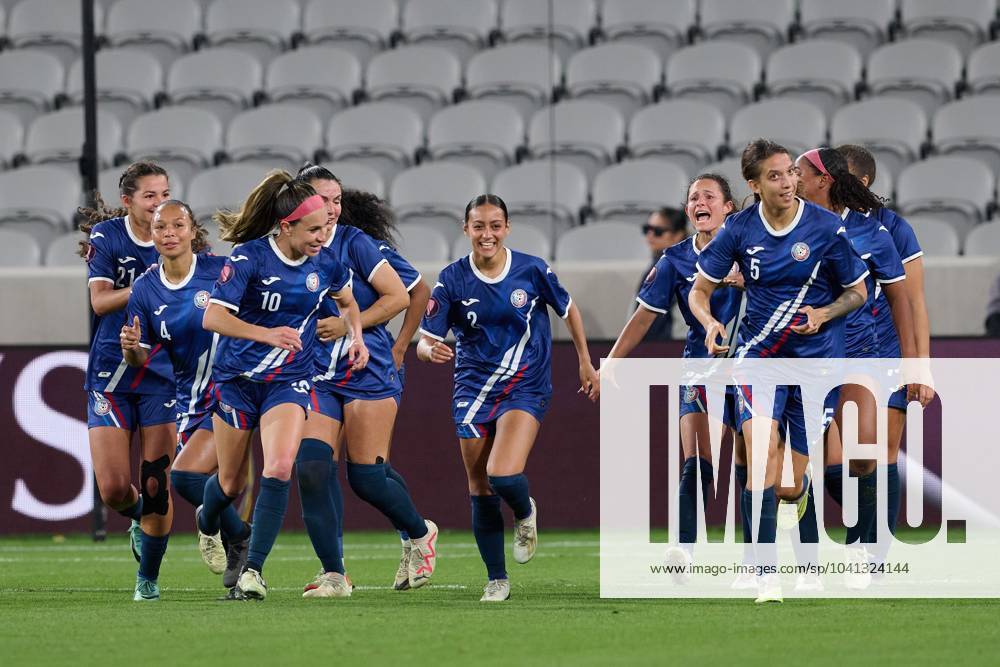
[749,257,760,281]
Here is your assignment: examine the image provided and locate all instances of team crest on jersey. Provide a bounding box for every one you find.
[306,272,320,292]
[683,386,699,404]
[219,264,234,284]
[510,288,528,308]
[791,242,810,262]
[194,290,210,309]
[94,397,111,416]
[219,402,234,414]
[644,266,657,285]
[426,298,439,317]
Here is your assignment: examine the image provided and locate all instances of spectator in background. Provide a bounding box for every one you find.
[638,207,688,341]
[986,272,1000,336]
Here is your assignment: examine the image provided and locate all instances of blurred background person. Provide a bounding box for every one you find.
[638,207,687,341]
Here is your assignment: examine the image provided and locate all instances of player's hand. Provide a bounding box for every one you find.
[347,339,369,371]
[317,315,348,342]
[427,340,454,364]
[907,383,935,407]
[791,306,828,335]
[119,316,142,351]
[263,326,302,352]
[391,343,406,370]
[578,360,599,402]
[722,271,745,290]
[704,320,729,356]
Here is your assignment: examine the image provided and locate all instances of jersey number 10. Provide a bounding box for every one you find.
[261,291,282,312]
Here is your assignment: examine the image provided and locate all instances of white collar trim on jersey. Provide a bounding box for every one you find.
[324,223,338,248]
[841,207,870,220]
[468,246,512,284]
[124,214,155,248]
[757,198,804,237]
[269,234,309,266]
[160,253,197,290]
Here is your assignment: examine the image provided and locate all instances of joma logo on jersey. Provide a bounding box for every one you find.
[194,290,210,309]
[305,272,320,292]
[510,289,528,308]
[118,256,136,264]
[791,242,811,262]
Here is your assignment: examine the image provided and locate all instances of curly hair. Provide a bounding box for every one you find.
[77,161,169,258]
[339,188,398,245]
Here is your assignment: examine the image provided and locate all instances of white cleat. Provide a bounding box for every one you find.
[663,546,692,584]
[237,568,267,600]
[302,571,352,598]
[731,571,758,591]
[795,573,824,593]
[755,574,783,604]
[408,520,439,589]
[480,579,511,602]
[195,505,227,575]
[844,546,872,590]
[513,498,538,564]
[394,539,412,590]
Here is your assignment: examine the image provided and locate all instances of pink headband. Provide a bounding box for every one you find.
[799,148,834,181]
[280,194,324,223]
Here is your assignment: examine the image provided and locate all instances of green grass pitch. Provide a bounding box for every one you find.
[1,530,997,666]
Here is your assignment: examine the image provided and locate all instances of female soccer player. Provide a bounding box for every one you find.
[603,175,743,574]
[293,165,438,597]
[196,171,367,601]
[417,194,599,602]
[120,200,252,591]
[689,140,869,603]
[79,161,177,600]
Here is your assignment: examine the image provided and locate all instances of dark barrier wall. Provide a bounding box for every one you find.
[3,339,998,534]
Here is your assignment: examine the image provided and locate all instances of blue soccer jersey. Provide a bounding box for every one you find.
[872,207,923,358]
[128,254,227,433]
[85,216,174,394]
[420,248,571,433]
[696,199,869,360]
[637,234,743,359]
[210,235,352,382]
[312,225,409,399]
[841,209,906,357]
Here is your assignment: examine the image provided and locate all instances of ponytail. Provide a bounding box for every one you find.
[215,170,317,244]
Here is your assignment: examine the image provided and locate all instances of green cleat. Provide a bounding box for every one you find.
[128,520,142,563]
[133,577,160,601]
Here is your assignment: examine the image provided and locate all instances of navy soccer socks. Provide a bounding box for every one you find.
[138,531,169,582]
[488,474,532,520]
[245,476,290,574]
[471,494,507,581]
[347,462,427,539]
[296,439,344,575]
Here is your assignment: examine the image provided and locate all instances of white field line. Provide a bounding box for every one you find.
[0,539,599,554]
[0,551,597,564]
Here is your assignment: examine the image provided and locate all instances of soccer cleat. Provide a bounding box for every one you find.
[133,576,160,601]
[223,527,250,589]
[302,571,352,598]
[731,571,758,590]
[394,539,412,590]
[754,574,783,604]
[663,546,692,584]
[844,545,872,590]
[513,498,538,564]
[237,568,267,600]
[795,573,824,593]
[480,579,511,602]
[195,505,227,575]
[408,519,439,589]
[777,464,813,530]
[128,519,142,563]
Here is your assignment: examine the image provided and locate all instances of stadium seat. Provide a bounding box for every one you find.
[166,47,264,124]
[591,160,689,222]
[932,97,1000,178]
[8,0,104,66]
[204,0,301,63]
[324,102,424,184]
[97,166,186,207]
[499,0,597,63]
[426,101,524,182]
[703,157,752,208]
[401,0,497,62]
[491,160,589,239]
[465,43,561,122]
[126,107,223,187]
[65,49,164,127]
[896,157,996,240]
[866,39,963,116]
[396,223,451,263]
[24,108,122,171]
[905,216,961,257]
[628,100,726,177]
[899,0,995,57]
[0,229,42,268]
[729,99,827,158]
[555,222,649,261]
[0,165,79,235]
[528,101,626,181]
[225,105,323,173]
[302,0,399,66]
[870,160,895,202]
[798,0,894,58]
[665,41,762,120]
[187,163,270,222]
[967,42,1000,96]
[105,0,202,67]
[44,231,85,266]
[765,40,863,116]
[321,162,387,199]
[0,50,64,125]
[699,0,795,58]
[963,222,1000,257]
[365,46,463,122]
[265,47,362,119]
[201,219,233,256]
[830,98,928,179]
[600,0,696,60]
[0,111,24,169]
[450,223,552,261]
[389,163,487,240]
[565,43,663,120]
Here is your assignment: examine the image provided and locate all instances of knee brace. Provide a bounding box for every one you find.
[141,455,171,516]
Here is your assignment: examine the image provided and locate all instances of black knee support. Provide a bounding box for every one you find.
[141,455,171,516]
